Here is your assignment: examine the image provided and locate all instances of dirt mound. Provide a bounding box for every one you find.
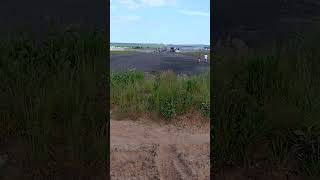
[110,118,210,180]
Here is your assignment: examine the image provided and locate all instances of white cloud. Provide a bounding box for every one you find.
[112,0,176,9]
[111,15,141,23]
[126,15,141,21]
[179,9,209,17]
[119,0,140,9]
[140,0,176,7]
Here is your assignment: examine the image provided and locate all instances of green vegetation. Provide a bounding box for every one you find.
[0,28,107,178]
[111,70,210,120]
[213,30,320,177]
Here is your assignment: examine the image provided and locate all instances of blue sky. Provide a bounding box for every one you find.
[110,0,210,45]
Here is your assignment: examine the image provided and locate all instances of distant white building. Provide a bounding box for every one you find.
[110,46,127,51]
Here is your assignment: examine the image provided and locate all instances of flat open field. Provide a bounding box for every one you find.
[110,52,210,75]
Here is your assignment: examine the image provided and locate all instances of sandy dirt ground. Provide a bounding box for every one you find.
[110,115,210,180]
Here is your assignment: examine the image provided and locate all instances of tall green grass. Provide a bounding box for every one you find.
[0,28,107,177]
[213,31,320,176]
[111,70,210,120]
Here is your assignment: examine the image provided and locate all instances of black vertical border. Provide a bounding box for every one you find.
[210,0,217,179]
[0,0,110,178]
[105,0,111,179]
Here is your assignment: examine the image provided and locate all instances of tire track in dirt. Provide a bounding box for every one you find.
[156,144,197,180]
[110,118,210,180]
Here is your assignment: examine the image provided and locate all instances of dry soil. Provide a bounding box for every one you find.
[110,115,210,180]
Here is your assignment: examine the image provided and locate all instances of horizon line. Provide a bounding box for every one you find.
[110,42,210,46]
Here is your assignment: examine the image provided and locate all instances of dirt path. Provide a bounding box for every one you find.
[110,117,210,180]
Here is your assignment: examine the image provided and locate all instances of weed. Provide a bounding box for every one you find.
[213,31,320,177]
[0,28,108,176]
[111,70,210,120]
